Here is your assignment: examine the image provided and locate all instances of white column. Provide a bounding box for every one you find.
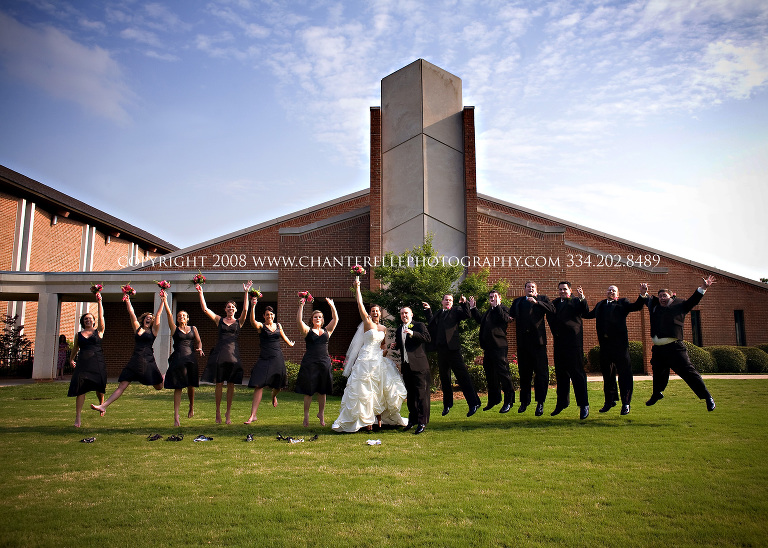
[32,291,61,380]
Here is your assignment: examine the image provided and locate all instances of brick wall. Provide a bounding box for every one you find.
[0,192,17,271]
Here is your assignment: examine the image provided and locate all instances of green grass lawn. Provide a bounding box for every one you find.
[1,379,766,547]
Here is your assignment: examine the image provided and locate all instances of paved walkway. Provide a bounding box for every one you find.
[2,374,767,388]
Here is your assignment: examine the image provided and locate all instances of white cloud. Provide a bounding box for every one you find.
[120,27,162,47]
[0,12,134,123]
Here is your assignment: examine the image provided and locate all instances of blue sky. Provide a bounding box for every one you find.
[0,0,766,282]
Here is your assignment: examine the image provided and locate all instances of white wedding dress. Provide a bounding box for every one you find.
[332,327,408,432]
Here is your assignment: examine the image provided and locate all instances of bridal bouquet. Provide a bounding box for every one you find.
[350,265,366,277]
[298,291,314,304]
[121,283,136,301]
[249,287,263,298]
[155,280,171,290]
[192,271,206,285]
[90,283,103,294]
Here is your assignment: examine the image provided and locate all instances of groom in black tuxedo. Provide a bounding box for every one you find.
[425,294,482,417]
[468,290,515,413]
[392,306,432,434]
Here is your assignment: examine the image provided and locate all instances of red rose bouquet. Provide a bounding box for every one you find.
[298,291,314,304]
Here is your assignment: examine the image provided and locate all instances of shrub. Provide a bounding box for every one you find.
[705,346,747,373]
[587,342,644,373]
[285,360,300,391]
[682,342,716,373]
[628,342,645,374]
[756,344,768,355]
[332,368,347,396]
[736,347,768,373]
[467,363,487,393]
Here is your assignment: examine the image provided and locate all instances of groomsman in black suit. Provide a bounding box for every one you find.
[468,290,515,413]
[510,281,555,416]
[546,281,590,420]
[583,285,644,415]
[392,306,432,434]
[424,294,482,417]
[641,275,716,411]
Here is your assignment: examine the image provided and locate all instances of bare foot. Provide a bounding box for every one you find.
[100,410,105,417]
[215,414,222,424]
[377,415,382,428]
[272,395,278,407]
[366,425,372,431]
[244,416,257,425]
[174,416,180,427]
[225,413,232,425]
[91,403,105,415]
[317,412,326,427]
[188,406,194,419]
[303,416,309,428]
[74,420,81,428]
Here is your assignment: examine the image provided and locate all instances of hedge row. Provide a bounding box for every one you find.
[285,344,768,397]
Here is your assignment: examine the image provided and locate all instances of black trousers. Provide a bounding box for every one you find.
[436,347,481,408]
[599,343,633,405]
[517,344,548,405]
[402,361,431,425]
[651,341,711,399]
[553,344,589,407]
[482,346,515,406]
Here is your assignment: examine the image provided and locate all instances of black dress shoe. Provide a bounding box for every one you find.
[598,402,616,413]
[646,392,664,406]
[467,404,480,417]
[706,397,716,411]
[441,406,452,416]
[517,404,528,414]
[620,404,630,415]
[414,424,426,435]
[499,403,512,414]
[535,403,544,416]
[550,405,567,416]
[579,405,589,420]
[403,423,414,431]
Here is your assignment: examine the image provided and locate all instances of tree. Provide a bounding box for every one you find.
[363,234,508,369]
[0,315,32,370]
[761,278,768,284]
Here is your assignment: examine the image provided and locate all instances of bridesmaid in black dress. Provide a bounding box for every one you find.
[197,281,252,424]
[295,296,338,427]
[91,292,164,415]
[161,292,204,426]
[68,292,106,427]
[245,299,295,424]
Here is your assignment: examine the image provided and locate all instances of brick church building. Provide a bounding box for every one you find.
[2,59,767,379]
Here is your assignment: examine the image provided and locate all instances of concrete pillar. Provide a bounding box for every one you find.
[381,59,466,258]
[154,291,171,374]
[32,291,60,380]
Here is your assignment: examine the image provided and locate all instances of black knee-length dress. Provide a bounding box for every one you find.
[117,329,164,386]
[67,331,107,397]
[201,319,244,384]
[295,330,333,395]
[248,326,287,389]
[164,327,200,389]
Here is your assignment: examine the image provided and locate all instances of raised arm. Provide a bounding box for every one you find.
[249,296,262,331]
[238,281,252,327]
[196,284,219,323]
[325,298,339,335]
[151,295,164,336]
[125,295,140,331]
[354,279,375,331]
[161,292,176,333]
[96,293,105,337]
[277,323,295,347]
[297,299,310,337]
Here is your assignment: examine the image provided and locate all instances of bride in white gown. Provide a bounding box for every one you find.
[332,279,408,433]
